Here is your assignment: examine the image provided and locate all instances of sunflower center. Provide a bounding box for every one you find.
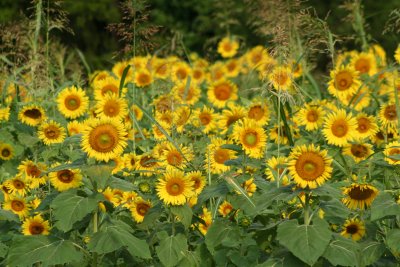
[13,180,25,189]
[166,179,184,196]
[103,100,120,117]
[274,71,289,86]
[64,95,81,110]
[24,108,42,119]
[11,200,24,211]
[193,178,201,189]
[346,224,359,234]
[29,223,44,235]
[214,83,232,100]
[331,119,349,137]
[356,118,370,133]
[227,61,237,71]
[214,148,230,164]
[351,144,368,158]
[347,186,374,200]
[179,87,194,101]
[137,203,150,216]
[27,165,41,178]
[243,132,258,147]
[223,205,232,215]
[306,110,319,122]
[384,105,397,121]
[176,69,187,80]
[248,105,265,120]
[140,156,157,168]
[44,125,60,139]
[1,148,11,157]
[226,115,242,127]
[355,58,370,74]
[57,170,74,183]
[138,73,151,85]
[335,71,353,90]
[89,124,119,153]
[101,85,118,96]
[223,42,232,52]
[166,151,183,166]
[295,152,325,181]
[199,113,212,125]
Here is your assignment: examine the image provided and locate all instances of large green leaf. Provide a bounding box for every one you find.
[323,234,359,267]
[51,190,104,232]
[170,205,193,229]
[386,229,400,254]
[277,218,332,266]
[81,165,113,190]
[88,219,151,259]
[319,198,350,219]
[6,236,83,266]
[0,209,19,222]
[370,192,400,221]
[205,220,240,255]
[360,241,386,266]
[155,232,188,267]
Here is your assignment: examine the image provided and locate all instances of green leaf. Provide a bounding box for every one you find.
[197,182,230,204]
[386,229,400,254]
[277,218,332,266]
[51,190,104,232]
[109,176,135,191]
[17,132,39,146]
[370,192,400,221]
[6,236,83,266]
[319,198,350,219]
[323,234,359,267]
[170,205,193,229]
[0,209,19,222]
[156,233,188,267]
[81,165,113,190]
[360,241,386,266]
[88,219,151,259]
[205,220,240,255]
[0,242,7,258]
[220,144,242,152]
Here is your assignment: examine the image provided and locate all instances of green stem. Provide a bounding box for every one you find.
[92,211,98,267]
[304,193,310,225]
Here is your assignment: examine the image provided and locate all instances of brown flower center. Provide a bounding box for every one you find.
[29,222,44,235]
[44,125,60,139]
[384,105,397,121]
[335,71,353,90]
[331,119,349,137]
[350,144,369,158]
[24,108,42,119]
[248,105,265,121]
[166,151,183,166]
[347,185,375,200]
[89,124,119,153]
[214,148,230,164]
[295,152,325,181]
[57,170,74,183]
[346,224,359,235]
[64,95,81,111]
[214,83,232,101]
[11,200,25,211]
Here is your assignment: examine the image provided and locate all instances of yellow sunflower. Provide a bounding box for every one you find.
[134,69,153,87]
[341,218,365,241]
[342,183,378,210]
[136,153,161,177]
[218,102,247,133]
[172,82,201,105]
[327,66,361,99]
[257,56,277,79]
[173,106,192,133]
[95,93,128,120]
[112,60,134,81]
[247,101,270,126]
[0,106,11,122]
[322,109,357,147]
[270,123,290,145]
[354,113,378,140]
[18,160,47,189]
[191,106,218,134]
[191,66,206,84]
[269,66,293,91]
[395,45,400,64]
[224,58,242,78]
[171,62,191,83]
[342,143,373,163]
[3,195,30,218]
[156,169,194,206]
[93,76,124,100]
[218,201,234,217]
[232,118,267,159]
[384,141,400,165]
[246,46,268,69]
[123,152,139,171]
[18,105,46,127]
[198,207,212,235]
[338,87,371,111]
[350,52,377,76]
[130,197,152,223]
[217,37,239,58]
[49,167,83,192]
[265,156,290,185]
[3,175,30,196]
[207,79,238,108]
[21,215,50,236]
[67,120,84,136]
[153,94,180,113]
[0,143,14,160]
[152,58,170,79]
[56,86,89,119]
[241,178,257,196]
[296,103,325,131]
[288,144,333,189]
[38,120,66,145]
[187,171,206,195]
[205,137,237,174]
[379,102,398,130]
[81,117,128,162]
[160,142,193,170]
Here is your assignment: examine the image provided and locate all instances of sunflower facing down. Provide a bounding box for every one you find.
[288,144,333,189]
[22,214,50,236]
[322,109,357,147]
[156,169,194,206]
[0,143,14,160]
[49,167,83,192]
[18,105,46,126]
[38,120,66,145]
[232,118,267,159]
[81,117,128,162]
[342,183,378,210]
[207,79,238,108]
[341,218,366,241]
[57,86,89,119]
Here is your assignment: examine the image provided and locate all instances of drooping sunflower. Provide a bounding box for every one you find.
[218,201,234,217]
[93,76,123,100]
[296,103,325,131]
[322,109,357,147]
[379,102,398,130]
[21,215,50,236]
[172,82,201,106]
[341,218,366,241]
[3,195,30,218]
[205,137,237,174]
[218,102,247,133]
[4,176,30,196]
[134,69,153,87]
[18,105,46,126]
[217,37,239,58]
[288,144,333,189]
[207,79,238,108]
[343,143,373,163]
[327,66,361,99]
[67,120,84,136]
[350,52,377,76]
[372,128,398,146]
[130,197,152,223]
[160,142,193,170]
[49,167,83,192]
[232,118,267,159]
[38,120,66,145]
[247,101,270,126]
[56,86,89,119]
[81,117,128,162]
[156,169,194,206]
[265,156,290,185]
[192,106,218,134]
[384,141,400,165]
[95,93,128,120]
[269,66,293,91]
[187,171,206,195]
[0,143,14,160]
[342,183,379,210]
[354,113,378,140]
[18,160,47,189]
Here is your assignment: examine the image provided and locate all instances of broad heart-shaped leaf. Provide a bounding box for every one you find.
[0,209,19,222]
[360,241,386,266]
[323,234,359,267]
[386,229,400,254]
[170,205,193,229]
[155,233,188,267]
[205,220,240,255]
[277,218,332,266]
[319,198,350,220]
[6,236,83,266]
[51,190,104,232]
[88,219,151,259]
[370,192,400,221]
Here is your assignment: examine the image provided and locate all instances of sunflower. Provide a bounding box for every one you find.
[384,141,400,165]
[327,66,361,99]
[160,142,193,170]
[18,160,47,189]
[112,60,133,81]
[232,118,267,159]
[291,60,303,78]
[224,58,242,78]
[81,117,128,162]
[270,123,290,145]
[198,207,212,235]
[257,56,277,79]
[130,197,152,223]
[152,121,171,141]
[172,82,201,105]
[93,76,123,100]
[191,66,206,84]
[90,70,110,84]
[121,191,138,208]
[269,66,293,91]
[95,94,128,120]
[4,176,30,196]
[341,218,366,241]
[342,183,378,210]
[218,102,247,133]
[123,153,139,171]
[338,87,371,111]
[241,178,257,196]
[218,201,234,217]
[131,104,143,121]
[18,105,46,126]
[67,120,84,136]
[173,106,192,133]
[247,101,270,126]
[136,153,160,177]
[49,167,83,192]
[343,143,373,163]
[246,46,268,69]
[152,58,170,79]
[3,195,30,218]
[56,86,89,119]
[207,79,238,108]
[156,169,194,206]
[265,156,290,185]
[38,120,66,145]
[354,113,378,140]
[134,69,153,87]
[0,143,14,160]
[288,144,333,189]
[350,52,377,76]
[192,106,218,134]
[171,62,191,83]
[296,103,325,131]
[21,215,50,236]
[187,171,206,195]
[395,45,400,64]
[153,94,180,113]
[322,109,357,147]
[379,102,398,130]
[217,37,239,58]
[0,106,10,122]
[208,62,225,82]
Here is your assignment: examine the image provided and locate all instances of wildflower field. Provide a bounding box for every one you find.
[1,0,400,266]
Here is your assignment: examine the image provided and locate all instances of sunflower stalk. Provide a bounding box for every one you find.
[92,211,99,267]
